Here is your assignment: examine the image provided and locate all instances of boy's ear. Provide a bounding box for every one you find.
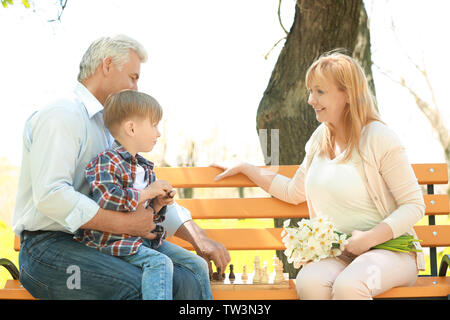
[123,120,135,137]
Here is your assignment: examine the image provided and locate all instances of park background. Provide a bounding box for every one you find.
[0,0,449,289]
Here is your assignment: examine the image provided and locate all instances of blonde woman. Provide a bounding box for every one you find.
[212,52,425,299]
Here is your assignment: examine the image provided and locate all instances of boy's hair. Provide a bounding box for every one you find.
[103,90,163,136]
[77,34,148,82]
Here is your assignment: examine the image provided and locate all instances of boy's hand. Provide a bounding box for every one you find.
[152,190,176,212]
[141,180,172,202]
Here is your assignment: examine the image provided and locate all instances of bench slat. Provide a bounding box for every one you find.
[414,225,450,247]
[154,164,448,188]
[0,280,36,300]
[1,277,449,300]
[167,225,450,251]
[423,194,450,215]
[177,198,309,219]
[374,276,450,299]
[13,219,450,253]
[177,195,448,219]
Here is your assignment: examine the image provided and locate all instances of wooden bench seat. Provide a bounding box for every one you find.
[1,164,449,300]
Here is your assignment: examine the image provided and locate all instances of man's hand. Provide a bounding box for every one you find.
[175,220,231,274]
[81,203,157,240]
[126,203,157,240]
[196,237,230,276]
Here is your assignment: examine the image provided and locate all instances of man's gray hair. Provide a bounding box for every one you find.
[77,34,148,82]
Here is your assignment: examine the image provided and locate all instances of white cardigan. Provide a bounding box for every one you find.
[268,121,426,270]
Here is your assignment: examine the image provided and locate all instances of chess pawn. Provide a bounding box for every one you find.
[229,264,235,282]
[253,256,261,283]
[241,265,248,282]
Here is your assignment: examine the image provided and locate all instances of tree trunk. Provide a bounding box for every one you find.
[256,0,375,278]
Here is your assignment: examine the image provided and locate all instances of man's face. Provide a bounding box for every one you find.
[105,49,141,96]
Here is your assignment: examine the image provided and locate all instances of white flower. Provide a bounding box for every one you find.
[336,233,348,251]
[282,215,348,269]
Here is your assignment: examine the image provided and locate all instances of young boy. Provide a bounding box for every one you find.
[74,90,212,300]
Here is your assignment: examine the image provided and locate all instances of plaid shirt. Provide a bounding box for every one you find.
[73,141,167,256]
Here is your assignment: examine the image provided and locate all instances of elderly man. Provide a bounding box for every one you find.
[13,34,230,299]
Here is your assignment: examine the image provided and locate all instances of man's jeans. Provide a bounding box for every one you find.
[122,240,213,300]
[18,231,209,299]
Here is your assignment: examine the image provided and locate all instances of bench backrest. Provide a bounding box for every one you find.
[157,164,449,276]
[14,164,449,275]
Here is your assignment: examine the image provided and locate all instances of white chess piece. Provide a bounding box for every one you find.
[274,257,285,284]
[253,256,261,283]
[261,262,269,284]
[242,265,248,282]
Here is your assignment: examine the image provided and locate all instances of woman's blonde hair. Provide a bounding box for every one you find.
[305,50,382,161]
[103,90,162,136]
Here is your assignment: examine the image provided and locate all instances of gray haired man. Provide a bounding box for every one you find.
[13,35,230,299]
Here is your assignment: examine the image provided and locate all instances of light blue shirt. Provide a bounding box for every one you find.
[13,82,191,236]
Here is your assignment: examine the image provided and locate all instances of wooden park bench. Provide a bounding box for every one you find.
[1,164,449,300]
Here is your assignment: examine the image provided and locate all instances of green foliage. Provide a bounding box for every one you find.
[1,0,30,8]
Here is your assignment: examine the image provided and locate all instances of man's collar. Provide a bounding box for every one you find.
[74,82,103,119]
[112,140,154,169]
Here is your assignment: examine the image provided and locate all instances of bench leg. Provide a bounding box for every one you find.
[439,254,450,277]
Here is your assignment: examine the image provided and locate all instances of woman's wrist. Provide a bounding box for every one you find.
[240,162,252,175]
[366,222,394,247]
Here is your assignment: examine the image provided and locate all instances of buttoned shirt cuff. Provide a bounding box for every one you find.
[64,195,100,233]
[160,203,192,237]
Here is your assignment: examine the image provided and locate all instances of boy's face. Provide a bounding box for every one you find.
[133,118,161,153]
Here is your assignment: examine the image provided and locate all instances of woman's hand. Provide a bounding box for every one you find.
[211,161,278,193]
[343,229,375,257]
[343,223,394,258]
[210,161,249,181]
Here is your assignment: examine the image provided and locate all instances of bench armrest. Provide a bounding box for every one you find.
[438,254,450,277]
[0,258,19,280]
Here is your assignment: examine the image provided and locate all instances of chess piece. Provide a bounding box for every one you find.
[261,262,269,284]
[274,257,286,284]
[253,256,261,284]
[217,267,225,281]
[241,265,248,282]
[229,264,235,282]
[212,272,220,281]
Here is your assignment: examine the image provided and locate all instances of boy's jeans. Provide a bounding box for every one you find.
[122,240,213,300]
[18,230,210,300]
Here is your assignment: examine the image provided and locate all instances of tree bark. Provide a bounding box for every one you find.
[256,0,375,278]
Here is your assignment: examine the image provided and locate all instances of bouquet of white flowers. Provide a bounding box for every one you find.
[281,216,421,269]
